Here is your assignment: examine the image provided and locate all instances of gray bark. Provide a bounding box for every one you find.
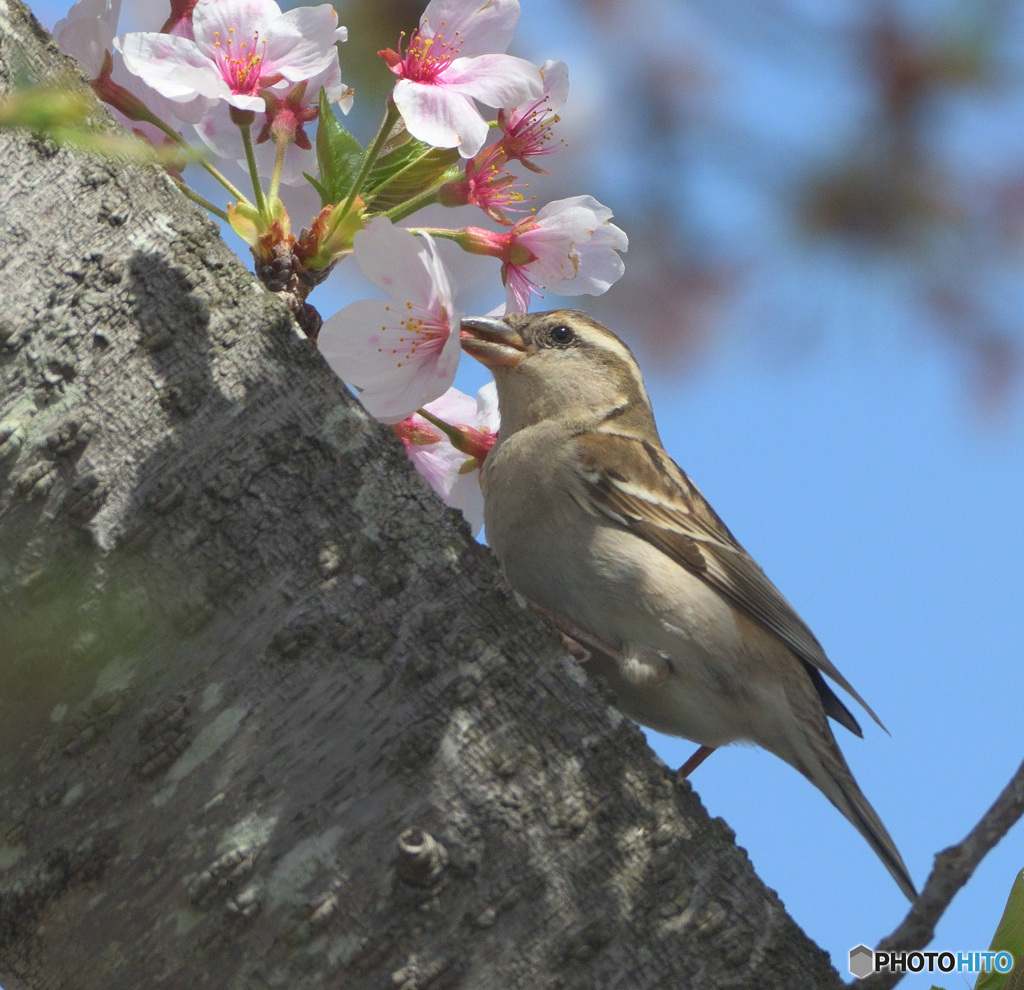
[0,3,844,987]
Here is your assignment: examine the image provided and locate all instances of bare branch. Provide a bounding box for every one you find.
[857,757,1024,989]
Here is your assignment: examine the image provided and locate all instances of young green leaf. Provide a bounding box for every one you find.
[976,869,1024,990]
[362,124,461,214]
[314,87,363,206]
[303,172,328,203]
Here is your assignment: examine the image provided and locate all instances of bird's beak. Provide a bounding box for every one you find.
[460,316,526,368]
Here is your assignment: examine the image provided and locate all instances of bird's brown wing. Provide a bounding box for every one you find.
[570,430,884,734]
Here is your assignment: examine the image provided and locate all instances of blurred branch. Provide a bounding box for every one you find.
[562,0,1024,403]
[857,756,1024,990]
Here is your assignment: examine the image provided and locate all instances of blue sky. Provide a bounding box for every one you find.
[29,0,1024,985]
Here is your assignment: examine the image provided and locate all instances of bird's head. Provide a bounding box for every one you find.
[460,310,658,438]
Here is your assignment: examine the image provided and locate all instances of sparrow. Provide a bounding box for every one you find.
[460,309,916,900]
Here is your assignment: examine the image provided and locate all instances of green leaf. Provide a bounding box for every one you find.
[314,87,363,206]
[303,172,328,203]
[976,868,1024,990]
[362,124,461,214]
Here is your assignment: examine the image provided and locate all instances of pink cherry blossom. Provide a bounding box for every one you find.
[54,0,206,134]
[394,383,498,535]
[506,195,628,310]
[318,219,463,424]
[379,0,542,158]
[439,146,531,224]
[497,59,568,172]
[459,195,628,312]
[117,0,347,115]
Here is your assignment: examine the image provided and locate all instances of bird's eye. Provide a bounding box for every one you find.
[547,325,575,346]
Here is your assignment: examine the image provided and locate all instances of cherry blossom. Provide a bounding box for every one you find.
[53,0,628,425]
[393,383,498,535]
[439,146,531,224]
[117,0,347,115]
[54,0,122,78]
[458,196,628,311]
[497,59,568,172]
[318,219,462,423]
[54,0,205,134]
[379,0,543,158]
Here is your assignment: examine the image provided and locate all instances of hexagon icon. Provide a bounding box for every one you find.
[848,945,874,979]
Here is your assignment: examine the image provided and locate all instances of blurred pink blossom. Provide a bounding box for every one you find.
[54,0,205,135]
[54,0,122,78]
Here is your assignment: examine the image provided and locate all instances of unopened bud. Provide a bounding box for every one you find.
[393,418,443,447]
[457,225,512,259]
[438,181,472,208]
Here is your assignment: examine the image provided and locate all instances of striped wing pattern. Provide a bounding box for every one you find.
[570,431,883,735]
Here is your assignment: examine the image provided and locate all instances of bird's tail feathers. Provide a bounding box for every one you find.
[796,737,917,901]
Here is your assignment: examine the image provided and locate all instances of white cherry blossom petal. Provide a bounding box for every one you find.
[318,220,463,423]
[392,79,489,157]
[441,54,541,108]
[419,0,521,57]
[54,0,121,77]
[353,219,446,301]
[118,31,228,102]
[265,6,345,81]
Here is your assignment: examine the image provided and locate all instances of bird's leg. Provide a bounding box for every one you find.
[559,634,591,663]
[528,603,623,666]
[677,745,716,778]
[530,603,717,779]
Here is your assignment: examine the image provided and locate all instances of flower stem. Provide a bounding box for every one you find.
[382,179,450,223]
[416,407,463,446]
[407,227,462,242]
[269,133,289,203]
[146,116,248,202]
[172,178,229,222]
[239,121,269,220]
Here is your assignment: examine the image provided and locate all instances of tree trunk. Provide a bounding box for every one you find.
[0,5,843,987]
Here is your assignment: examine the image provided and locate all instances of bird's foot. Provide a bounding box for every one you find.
[559,634,591,663]
[528,603,621,665]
